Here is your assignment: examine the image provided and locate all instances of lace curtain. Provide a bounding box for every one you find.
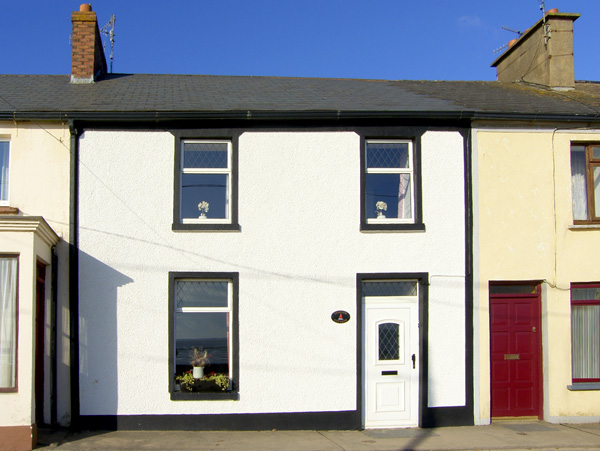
[0,257,17,388]
[571,147,588,220]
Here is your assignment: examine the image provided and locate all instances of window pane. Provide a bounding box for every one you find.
[571,147,588,220]
[174,312,230,378]
[593,147,600,160]
[489,284,537,295]
[363,281,417,297]
[366,142,409,168]
[175,281,228,308]
[0,257,17,388]
[181,173,228,219]
[183,142,228,168]
[366,173,412,219]
[572,286,600,301]
[594,166,600,218]
[572,305,600,380]
[379,323,400,360]
[0,142,8,202]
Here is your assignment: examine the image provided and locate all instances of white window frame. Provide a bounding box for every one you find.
[0,255,18,391]
[180,140,232,224]
[173,278,234,382]
[0,140,9,207]
[365,140,415,224]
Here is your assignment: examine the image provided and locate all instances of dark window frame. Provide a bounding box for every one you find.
[168,271,239,401]
[172,130,240,232]
[570,282,600,384]
[359,131,424,232]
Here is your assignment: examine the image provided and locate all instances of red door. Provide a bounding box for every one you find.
[490,284,542,418]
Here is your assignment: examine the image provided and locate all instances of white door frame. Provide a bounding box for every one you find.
[362,290,419,428]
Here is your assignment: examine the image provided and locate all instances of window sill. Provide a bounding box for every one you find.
[361,223,426,232]
[567,383,600,391]
[172,223,241,232]
[171,391,239,401]
[0,206,19,215]
[569,224,600,230]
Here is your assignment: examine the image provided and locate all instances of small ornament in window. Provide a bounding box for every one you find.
[198,201,210,219]
[376,201,387,218]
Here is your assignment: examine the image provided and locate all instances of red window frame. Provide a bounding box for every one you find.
[570,282,600,383]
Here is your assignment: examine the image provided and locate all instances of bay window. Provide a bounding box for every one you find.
[0,256,18,391]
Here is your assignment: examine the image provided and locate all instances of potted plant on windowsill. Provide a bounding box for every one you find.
[176,370,230,392]
[190,346,210,379]
[198,201,209,219]
[376,201,387,218]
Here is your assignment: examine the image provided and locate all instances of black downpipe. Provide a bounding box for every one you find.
[69,121,80,430]
[50,246,58,426]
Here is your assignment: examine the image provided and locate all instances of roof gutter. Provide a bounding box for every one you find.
[1,110,599,124]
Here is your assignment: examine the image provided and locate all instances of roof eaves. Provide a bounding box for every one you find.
[2,109,599,125]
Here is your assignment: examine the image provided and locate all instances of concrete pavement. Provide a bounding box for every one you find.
[36,421,600,451]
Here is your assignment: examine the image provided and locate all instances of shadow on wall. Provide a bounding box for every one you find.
[78,250,133,416]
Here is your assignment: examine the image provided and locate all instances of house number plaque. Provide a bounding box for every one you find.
[331,311,350,324]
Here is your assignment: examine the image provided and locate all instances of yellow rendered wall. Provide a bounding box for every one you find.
[0,122,70,240]
[476,127,600,423]
[0,122,71,426]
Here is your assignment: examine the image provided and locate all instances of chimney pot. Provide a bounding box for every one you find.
[546,8,559,14]
[80,4,92,12]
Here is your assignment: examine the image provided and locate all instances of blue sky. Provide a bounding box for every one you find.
[2,0,598,81]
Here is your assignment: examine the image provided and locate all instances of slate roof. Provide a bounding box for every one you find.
[1,74,600,122]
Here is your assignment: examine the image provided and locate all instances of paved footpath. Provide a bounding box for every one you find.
[36,421,600,451]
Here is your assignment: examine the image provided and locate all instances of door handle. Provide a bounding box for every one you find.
[412,354,416,369]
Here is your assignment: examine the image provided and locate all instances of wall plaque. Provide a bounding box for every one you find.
[331,310,350,324]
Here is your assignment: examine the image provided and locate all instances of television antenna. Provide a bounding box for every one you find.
[539,0,551,45]
[493,26,522,54]
[493,1,550,54]
[100,15,116,73]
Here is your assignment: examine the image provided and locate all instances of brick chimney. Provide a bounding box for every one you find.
[71,4,107,83]
[491,10,580,90]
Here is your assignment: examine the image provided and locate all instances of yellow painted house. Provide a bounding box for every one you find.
[474,12,600,424]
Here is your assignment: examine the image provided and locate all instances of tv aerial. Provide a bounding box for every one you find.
[493,27,522,54]
[100,15,116,73]
[493,0,550,54]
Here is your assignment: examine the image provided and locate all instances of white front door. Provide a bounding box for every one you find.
[364,298,419,428]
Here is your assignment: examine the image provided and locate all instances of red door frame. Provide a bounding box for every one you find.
[35,261,46,426]
[489,282,543,419]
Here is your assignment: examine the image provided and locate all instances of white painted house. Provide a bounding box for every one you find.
[66,5,473,431]
[75,126,470,429]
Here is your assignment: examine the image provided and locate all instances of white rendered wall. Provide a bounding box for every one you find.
[78,130,466,416]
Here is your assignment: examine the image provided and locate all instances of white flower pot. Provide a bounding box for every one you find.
[193,366,204,379]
